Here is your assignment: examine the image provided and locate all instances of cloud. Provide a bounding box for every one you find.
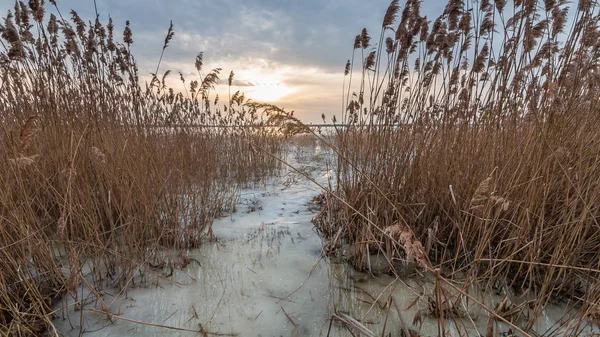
[47,0,394,69]
[230,80,255,87]
[1,0,423,122]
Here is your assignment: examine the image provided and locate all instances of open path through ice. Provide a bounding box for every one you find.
[53,144,595,337]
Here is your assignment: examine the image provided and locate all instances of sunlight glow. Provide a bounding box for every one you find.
[158,57,340,122]
[246,82,293,102]
[233,65,295,103]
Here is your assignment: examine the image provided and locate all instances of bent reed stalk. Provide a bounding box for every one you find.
[0,2,284,336]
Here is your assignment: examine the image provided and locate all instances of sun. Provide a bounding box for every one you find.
[246,83,293,102]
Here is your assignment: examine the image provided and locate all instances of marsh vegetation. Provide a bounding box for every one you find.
[2,0,600,336]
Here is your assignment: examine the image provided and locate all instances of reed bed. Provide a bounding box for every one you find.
[309,0,600,334]
[0,2,283,335]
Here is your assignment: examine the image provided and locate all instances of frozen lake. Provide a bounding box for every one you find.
[53,144,596,337]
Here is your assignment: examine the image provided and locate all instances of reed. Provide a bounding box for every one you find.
[0,2,283,335]
[312,0,600,334]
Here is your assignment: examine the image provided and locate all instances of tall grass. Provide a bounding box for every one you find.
[0,1,283,335]
[313,0,600,333]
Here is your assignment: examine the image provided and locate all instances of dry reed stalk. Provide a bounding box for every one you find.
[17,115,39,154]
[86,309,239,336]
[332,312,375,337]
[383,223,428,268]
[91,146,106,164]
[8,154,40,167]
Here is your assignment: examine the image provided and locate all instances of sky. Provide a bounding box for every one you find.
[1,0,411,123]
[2,1,584,123]
[0,1,449,123]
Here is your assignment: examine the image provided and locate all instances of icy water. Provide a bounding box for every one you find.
[53,144,596,337]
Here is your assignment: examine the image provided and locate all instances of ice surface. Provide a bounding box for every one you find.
[53,144,597,336]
